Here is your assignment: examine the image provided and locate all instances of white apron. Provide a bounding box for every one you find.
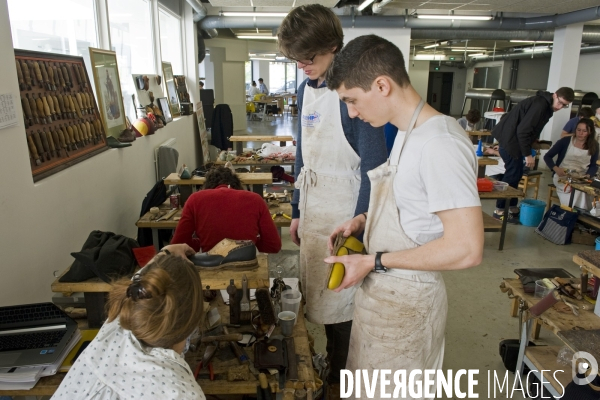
[296,86,361,325]
[346,101,447,400]
[554,139,591,209]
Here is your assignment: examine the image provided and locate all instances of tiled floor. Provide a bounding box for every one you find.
[241,116,591,399]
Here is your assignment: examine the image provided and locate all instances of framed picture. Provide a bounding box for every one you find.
[162,62,180,118]
[157,97,173,123]
[89,48,127,138]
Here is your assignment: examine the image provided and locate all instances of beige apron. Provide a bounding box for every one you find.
[346,101,447,400]
[296,86,361,325]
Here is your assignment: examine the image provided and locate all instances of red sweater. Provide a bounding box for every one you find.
[171,185,282,253]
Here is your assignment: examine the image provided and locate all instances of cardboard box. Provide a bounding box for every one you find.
[571,228,598,246]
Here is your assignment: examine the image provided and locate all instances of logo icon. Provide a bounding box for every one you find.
[572,351,598,385]
[301,111,321,128]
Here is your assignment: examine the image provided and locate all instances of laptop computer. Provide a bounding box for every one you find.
[0,302,78,368]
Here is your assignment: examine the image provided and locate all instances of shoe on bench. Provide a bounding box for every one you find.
[188,239,258,270]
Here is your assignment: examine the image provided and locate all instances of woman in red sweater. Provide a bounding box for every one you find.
[171,167,282,253]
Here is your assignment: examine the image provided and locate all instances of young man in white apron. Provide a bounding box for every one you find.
[277,6,388,395]
[326,35,484,399]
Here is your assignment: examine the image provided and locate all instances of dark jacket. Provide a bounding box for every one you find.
[211,104,233,150]
[543,136,599,176]
[492,90,554,160]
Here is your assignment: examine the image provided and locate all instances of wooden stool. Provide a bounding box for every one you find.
[519,170,542,199]
[546,183,560,213]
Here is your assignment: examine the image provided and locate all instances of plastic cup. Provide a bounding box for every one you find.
[534,280,552,298]
[278,311,296,337]
[281,289,302,324]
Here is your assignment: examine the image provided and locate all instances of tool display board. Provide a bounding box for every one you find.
[15,49,108,182]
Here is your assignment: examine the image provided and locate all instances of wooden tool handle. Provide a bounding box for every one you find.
[54,64,65,88]
[27,95,39,119]
[38,130,50,153]
[51,129,60,151]
[15,60,24,88]
[39,61,49,87]
[21,97,32,119]
[52,96,61,115]
[21,60,32,89]
[200,333,243,343]
[32,62,43,84]
[27,134,39,159]
[46,61,55,88]
[72,63,82,85]
[44,94,55,115]
[46,129,56,152]
[34,95,45,116]
[61,64,71,87]
[57,127,67,148]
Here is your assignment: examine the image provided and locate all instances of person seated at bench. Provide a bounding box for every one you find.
[52,243,206,400]
[171,166,281,253]
[544,118,599,209]
[457,109,481,132]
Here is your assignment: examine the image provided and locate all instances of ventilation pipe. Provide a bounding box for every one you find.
[185,0,207,22]
[469,44,600,64]
[411,26,600,42]
[200,5,600,32]
[372,0,394,14]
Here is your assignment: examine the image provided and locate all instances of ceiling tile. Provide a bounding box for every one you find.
[294,0,340,6]
[253,0,294,6]
[208,0,252,6]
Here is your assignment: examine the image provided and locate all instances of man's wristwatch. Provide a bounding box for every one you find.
[374,252,388,273]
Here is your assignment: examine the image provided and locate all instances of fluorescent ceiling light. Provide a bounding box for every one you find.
[417,15,493,20]
[510,40,553,44]
[222,12,287,17]
[450,48,486,52]
[468,53,486,57]
[250,57,276,61]
[414,54,448,60]
[424,43,440,49]
[357,0,375,11]
[523,46,550,52]
[237,36,277,40]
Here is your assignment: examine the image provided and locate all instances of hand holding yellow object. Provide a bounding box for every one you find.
[326,234,366,290]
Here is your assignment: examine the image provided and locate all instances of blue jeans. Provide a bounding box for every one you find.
[496,147,523,210]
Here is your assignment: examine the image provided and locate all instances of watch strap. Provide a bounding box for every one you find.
[374,252,388,273]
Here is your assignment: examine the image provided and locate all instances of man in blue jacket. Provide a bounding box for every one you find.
[491,87,574,222]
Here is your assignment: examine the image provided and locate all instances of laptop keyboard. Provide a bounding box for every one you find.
[0,330,66,352]
[0,303,65,324]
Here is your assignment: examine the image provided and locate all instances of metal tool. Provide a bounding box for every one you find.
[200,333,243,343]
[272,212,292,220]
[240,274,251,321]
[156,208,178,222]
[27,134,41,165]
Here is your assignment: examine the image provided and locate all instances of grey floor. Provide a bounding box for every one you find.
[244,114,591,399]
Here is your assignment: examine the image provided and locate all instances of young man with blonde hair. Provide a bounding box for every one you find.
[326,34,483,399]
[277,5,387,396]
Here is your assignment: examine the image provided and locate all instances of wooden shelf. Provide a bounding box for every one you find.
[482,212,502,232]
[524,346,571,396]
[229,135,294,142]
[573,253,600,278]
[163,172,272,186]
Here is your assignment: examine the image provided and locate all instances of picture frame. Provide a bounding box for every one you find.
[157,97,173,123]
[162,62,180,118]
[89,48,127,138]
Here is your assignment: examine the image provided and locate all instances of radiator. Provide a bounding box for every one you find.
[154,138,177,181]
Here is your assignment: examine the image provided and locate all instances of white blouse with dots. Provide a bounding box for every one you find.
[51,318,205,400]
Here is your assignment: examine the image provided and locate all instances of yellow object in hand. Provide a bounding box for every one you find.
[326,236,366,290]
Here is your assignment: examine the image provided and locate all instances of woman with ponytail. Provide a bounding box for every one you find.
[52,244,206,400]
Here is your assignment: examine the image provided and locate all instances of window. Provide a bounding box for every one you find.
[269,62,296,94]
[107,0,154,121]
[245,61,252,91]
[8,0,97,74]
[159,7,183,75]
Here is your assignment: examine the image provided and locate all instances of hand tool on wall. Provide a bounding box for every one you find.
[43,94,56,120]
[84,92,93,113]
[80,121,90,144]
[56,126,69,156]
[70,93,83,118]
[21,97,33,126]
[93,117,105,141]
[39,94,52,121]
[54,64,66,92]
[45,128,57,157]
[20,60,32,90]
[46,61,56,91]
[70,122,82,147]
[75,92,85,115]
[39,61,50,91]
[37,129,51,159]
[72,63,82,88]
[34,94,47,124]
[52,95,63,119]
[50,128,62,157]
[65,123,77,150]
[32,61,43,89]
[26,94,40,125]
[78,64,88,89]
[27,133,41,165]
[61,63,72,88]
[25,61,37,88]
[61,94,73,119]
[86,120,97,145]
[15,59,25,91]
[32,131,45,162]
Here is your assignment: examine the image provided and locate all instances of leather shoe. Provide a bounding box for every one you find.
[118,128,136,143]
[106,136,131,148]
[188,239,258,270]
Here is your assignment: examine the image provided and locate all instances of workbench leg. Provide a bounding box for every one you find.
[234,142,243,155]
[498,200,510,250]
[477,165,485,179]
[277,227,282,237]
[532,319,542,340]
[510,298,519,317]
[152,229,160,252]
[252,183,264,197]
[84,292,107,328]
[568,189,575,208]
[279,140,286,147]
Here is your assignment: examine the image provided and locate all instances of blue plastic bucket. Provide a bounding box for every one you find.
[519,199,546,227]
[595,237,600,250]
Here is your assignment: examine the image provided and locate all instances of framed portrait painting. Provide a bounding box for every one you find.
[89,48,127,138]
[162,61,180,118]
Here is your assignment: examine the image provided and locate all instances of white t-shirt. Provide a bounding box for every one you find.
[390,115,481,245]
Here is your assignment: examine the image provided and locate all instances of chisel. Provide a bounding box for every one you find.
[21,60,32,90]
[34,94,47,124]
[21,97,33,126]
[26,94,39,125]
[46,61,56,91]
[32,130,45,161]
[61,63,72,88]
[27,133,41,165]
[45,128,57,157]
[50,128,61,157]
[32,61,43,89]
[39,129,51,159]
[15,59,25,91]
[39,61,50,91]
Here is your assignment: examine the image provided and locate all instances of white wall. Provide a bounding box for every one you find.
[343,28,411,73]
[0,0,202,306]
[515,58,551,90]
[408,60,429,102]
[576,53,600,94]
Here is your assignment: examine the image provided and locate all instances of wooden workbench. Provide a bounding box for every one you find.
[479,185,524,250]
[477,157,499,178]
[164,172,272,196]
[52,254,270,328]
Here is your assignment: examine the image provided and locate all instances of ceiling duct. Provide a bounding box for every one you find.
[200,5,600,31]
[185,0,207,22]
[468,44,600,65]
[411,26,600,43]
[372,0,394,14]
